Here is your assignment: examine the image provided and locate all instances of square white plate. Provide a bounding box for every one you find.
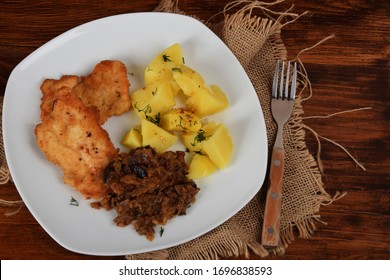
[3,12,267,256]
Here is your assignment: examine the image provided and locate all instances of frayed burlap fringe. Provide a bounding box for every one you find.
[0,95,23,216]
[212,0,309,68]
[301,107,371,172]
[0,165,10,184]
[0,166,21,216]
[0,198,23,216]
[0,97,10,185]
[154,0,181,13]
[126,235,269,260]
[291,35,370,172]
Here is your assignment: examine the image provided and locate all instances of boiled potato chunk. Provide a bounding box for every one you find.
[169,79,182,96]
[141,119,177,153]
[188,153,218,179]
[210,85,229,106]
[202,124,233,169]
[144,43,183,85]
[145,66,181,96]
[172,64,205,96]
[151,43,183,65]
[121,126,142,149]
[180,122,217,152]
[160,108,202,132]
[186,85,229,118]
[131,80,175,122]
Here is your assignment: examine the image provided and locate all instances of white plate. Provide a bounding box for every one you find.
[3,12,267,256]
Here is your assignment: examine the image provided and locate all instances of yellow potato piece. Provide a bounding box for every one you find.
[169,79,182,96]
[121,125,142,149]
[186,84,229,118]
[144,43,183,86]
[141,119,177,153]
[202,124,233,169]
[188,153,218,179]
[160,108,201,132]
[172,64,205,96]
[210,84,229,107]
[131,80,176,121]
[151,43,183,65]
[180,122,217,152]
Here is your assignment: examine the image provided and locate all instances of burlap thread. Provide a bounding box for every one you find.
[0,96,23,216]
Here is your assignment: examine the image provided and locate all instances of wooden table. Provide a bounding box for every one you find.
[0,0,388,260]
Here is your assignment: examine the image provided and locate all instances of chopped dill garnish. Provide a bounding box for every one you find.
[177,116,186,130]
[134,102,152,115]
[190,129,207,147]
[134,103,161,126]
[159,227,165,237]
[162,54,172,62]
[70,197,79,206]
[171,67,183,73]
[147,113,161,126]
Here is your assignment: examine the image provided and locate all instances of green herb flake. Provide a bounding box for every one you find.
[70,197,79,206]
[171,67,183,73]
[146,112,161,126]
[162,54,172,62]
[191,129,207,147]
[134,103,160,126]
[176,116,186,130]
[134,102,152,115]
[159,227,165,237]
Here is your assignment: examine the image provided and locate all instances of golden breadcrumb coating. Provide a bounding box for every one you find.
[35,86,118,199]
[73,60,131,124]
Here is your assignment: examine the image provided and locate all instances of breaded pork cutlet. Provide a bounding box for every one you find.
[39,75,80,121]
[73,60,131,124]
[35,86,118,199]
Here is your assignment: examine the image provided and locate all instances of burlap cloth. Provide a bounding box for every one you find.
[0,0,347,259]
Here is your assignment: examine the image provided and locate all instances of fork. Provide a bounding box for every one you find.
[261,60,297,247]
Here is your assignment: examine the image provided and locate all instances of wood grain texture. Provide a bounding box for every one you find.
[0,0,389,260]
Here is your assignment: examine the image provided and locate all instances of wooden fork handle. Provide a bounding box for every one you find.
[261,148,284,247]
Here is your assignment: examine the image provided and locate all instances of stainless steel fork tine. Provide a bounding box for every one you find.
[290,62,297,100]
[284,62,291,100]
[272,60,280,98]
[278,61,284,99]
